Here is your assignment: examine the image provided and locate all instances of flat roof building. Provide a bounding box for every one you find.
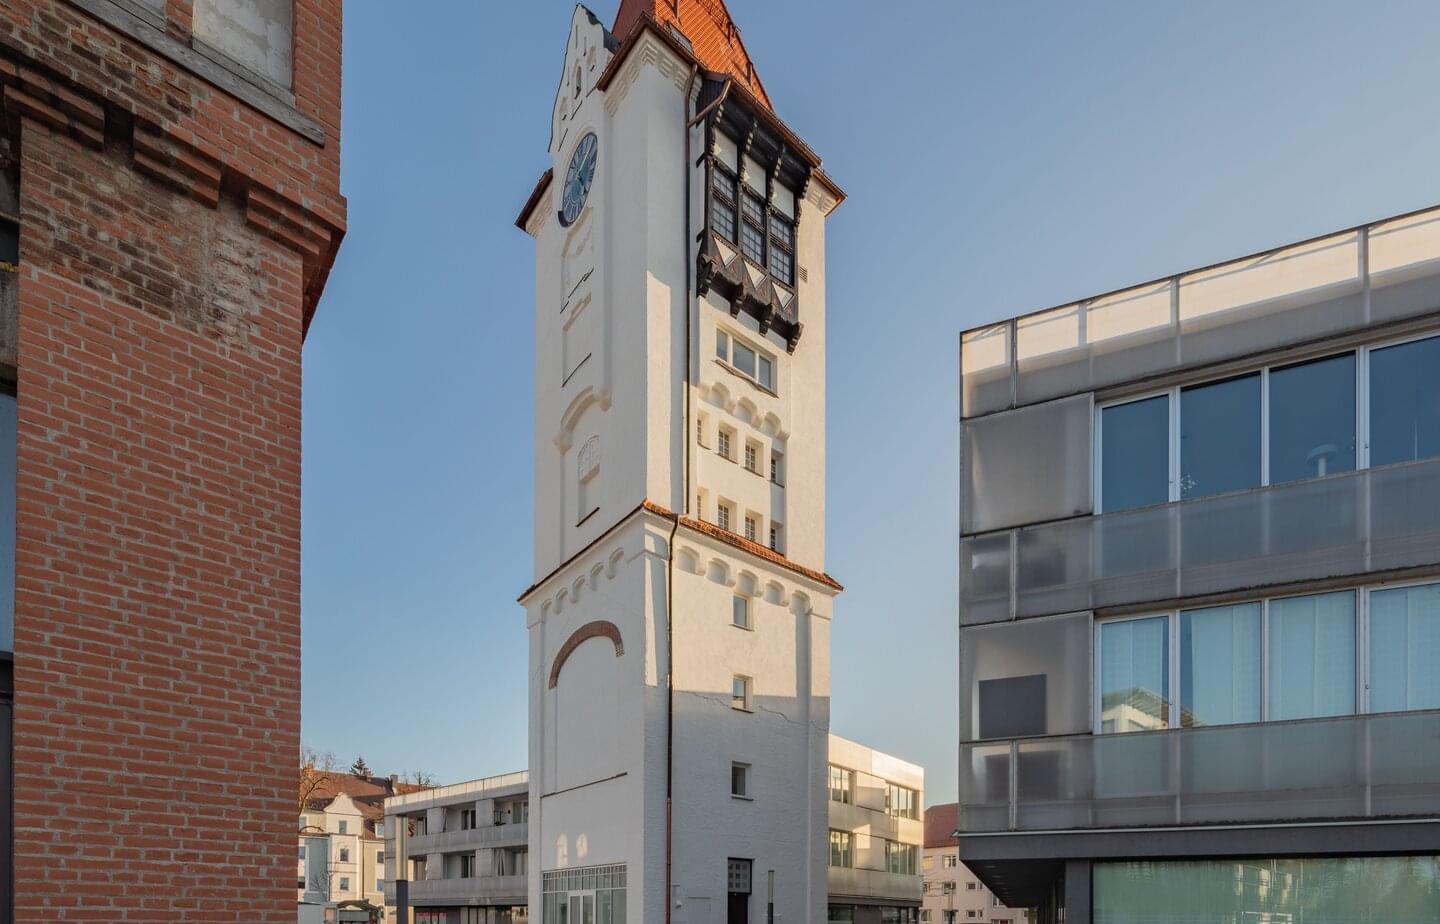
[958,206,1440,922]
[384,773,531,924]
[826,735,924,924]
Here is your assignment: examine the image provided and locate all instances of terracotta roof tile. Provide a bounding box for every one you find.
[613,0,772,110]
[924,802,960,849]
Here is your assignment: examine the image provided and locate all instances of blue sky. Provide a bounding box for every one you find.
[300,0,1440,803]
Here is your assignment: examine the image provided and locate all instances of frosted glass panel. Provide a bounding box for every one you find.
[961,323,1012,418]
[1181,374,1260,500]
[960,613,1091,742]
[962,394,1092,534]
[1370,334,1440,468]
[1268,353,1356,484]
[1099,396,1169,512]
[959,533,1011,625]
[1099,617,1169,734]
[1095,857,1440,924]
[1180,603,1260,727]
[1268,592,1355,721]
[1370,583,1440,713]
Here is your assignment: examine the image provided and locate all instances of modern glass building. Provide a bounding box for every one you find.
[957,206,1440,923]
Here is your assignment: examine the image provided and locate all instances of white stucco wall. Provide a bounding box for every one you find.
[524,9,840,922]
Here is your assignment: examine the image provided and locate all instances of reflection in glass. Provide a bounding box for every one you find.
[1371,334,1440,467]
[1101,396,1170,512]
[1181,603,1260,727]
[1095,856,1440,923]
[1181,374,1260,499]
[1370,583,1440,713]
[1268,591,1355,720]
[1269,353,1355,484]
[1100,616,1169,733]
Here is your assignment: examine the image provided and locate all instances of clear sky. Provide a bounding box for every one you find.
[300,0,1440,803]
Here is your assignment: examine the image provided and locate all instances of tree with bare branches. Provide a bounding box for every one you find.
[299,744,338,820]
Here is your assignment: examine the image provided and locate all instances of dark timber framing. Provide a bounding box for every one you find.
[696,77,811,353]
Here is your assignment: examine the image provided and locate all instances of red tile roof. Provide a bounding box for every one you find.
[924,802,960,849]
[613,0,773,110]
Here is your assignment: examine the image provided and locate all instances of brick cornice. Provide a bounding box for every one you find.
[0,42,342,334]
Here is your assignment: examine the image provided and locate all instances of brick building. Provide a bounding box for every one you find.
[0,2,345,922]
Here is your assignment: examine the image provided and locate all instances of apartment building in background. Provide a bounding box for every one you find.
[920,805,1025,924]
[516,1,845,920]
[300,772,422,922]
[958,206,1440,921]
[0,2,344,921]
[383,773,531,924]
[826,736,924,924]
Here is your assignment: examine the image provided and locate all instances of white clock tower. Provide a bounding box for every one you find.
[516,4,845,922]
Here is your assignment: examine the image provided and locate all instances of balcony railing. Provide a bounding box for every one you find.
[961,456,1440,625]
[385,771,529,810]
[405,821,528,856]
[959,709,1440,834]
[383,874,528,905]
[962,205,1440,419]
[826,866,923,903]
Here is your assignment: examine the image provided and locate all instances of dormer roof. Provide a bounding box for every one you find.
[613,0,773,110]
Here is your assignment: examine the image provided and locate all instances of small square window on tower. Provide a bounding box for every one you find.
[732,675,751,711]
[731,762,750,798]
[732,594,750,629]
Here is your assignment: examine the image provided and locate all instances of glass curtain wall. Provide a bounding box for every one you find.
[1095,856,1440,924]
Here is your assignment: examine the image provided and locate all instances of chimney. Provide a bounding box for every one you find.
[389,774,399,793]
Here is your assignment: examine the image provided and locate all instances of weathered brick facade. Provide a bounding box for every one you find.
[0,2,346,921]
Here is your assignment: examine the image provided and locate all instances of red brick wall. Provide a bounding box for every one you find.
[0,2,346,921]
[13,122,304,924]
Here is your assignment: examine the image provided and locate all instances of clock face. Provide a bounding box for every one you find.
[560,133,598,227]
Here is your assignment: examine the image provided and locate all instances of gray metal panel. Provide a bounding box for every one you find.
[962,394,1093,535]
[963,458,1440,625]
[960,709,1440,834]
[960,612,1092,743]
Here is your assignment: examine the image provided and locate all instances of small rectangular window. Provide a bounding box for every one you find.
[1100,395,1170,512]
[717,330,730,362]
[828,765,852,804]
[1370,334,1440,467]
[713,196,737,242]
[744,515,757,543]
[770,452,784,484]
[732,593,750,629]
[757,355,774,391]
[1268,591,1356,721]
[1181,374,1261,499]
[339,877,350,891]
[718,428,733,460]
[718,502,733,531]
[1099,615,1170,733]
[769,523,782,553]
[1268,353,1356,484]
[740,217,765,266]
[338,821,348,835]
[696,415,708,448]
[744,442,759,473]
[732,341,757,378]
[828,830,852,868]
[1369,583,1440,713]
[732,675,751,711]
[731,762,749,797]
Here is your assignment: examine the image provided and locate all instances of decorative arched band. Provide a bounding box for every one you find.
[548,620,624,690]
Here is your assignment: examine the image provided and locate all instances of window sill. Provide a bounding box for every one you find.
[731,706,754,714]
[731,794,753,802]
[63,0,325,144]
[714,358,778,398]
[576,507,600,528]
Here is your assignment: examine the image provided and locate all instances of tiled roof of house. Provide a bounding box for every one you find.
[613,0,772,110]
[924,802,960,849]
